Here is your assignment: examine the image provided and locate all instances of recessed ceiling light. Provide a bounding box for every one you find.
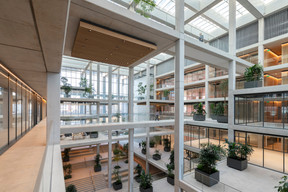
[89,29,92,32]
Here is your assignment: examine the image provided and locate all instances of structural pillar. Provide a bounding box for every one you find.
[258,18,265,86]
[47,72,60,145]
[128,67,134,192]
[97,64,100,99]
[204,65,209,118]
[108,130,112,188]
[108,66,112,122]
[228,0,236,142]
[175,0,185,191]
[153,66,157,100]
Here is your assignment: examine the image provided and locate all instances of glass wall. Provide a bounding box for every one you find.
[235,92,288,129]
[184,87,205,100]
[208,67,228,78]
[184,125,228,149]
[0,67,45,154]
[184,68,205,84]
[235,131,287,173]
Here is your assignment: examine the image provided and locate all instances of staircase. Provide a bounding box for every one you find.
[65,174,107,192]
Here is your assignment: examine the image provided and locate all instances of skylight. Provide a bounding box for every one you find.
[212,0,249,19]
[262,0,274,4]
[189,16,219,33]
[155,0,175,16]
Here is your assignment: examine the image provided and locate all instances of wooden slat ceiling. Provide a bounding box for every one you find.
[72,21,157,67]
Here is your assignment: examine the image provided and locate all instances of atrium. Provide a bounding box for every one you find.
[0,0,288,192]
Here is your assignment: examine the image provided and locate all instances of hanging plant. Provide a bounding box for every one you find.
[133,0,156,18]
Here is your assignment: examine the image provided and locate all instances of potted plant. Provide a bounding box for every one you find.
[244,63,263,88]
[141,141,147,155]
[94,154,102,172]
[163,90,170,100]
[140,171,153,192]
[215,102,228,123]
[195,144,225,187]
[113,144,123,169]
[163,138,171,152]
[210,103,217,120]
[152,149,161,161]
[134,164,143,183]
[66,184,77,192]
[149,140,155,148]
[133,0,156,18]
[112,167,123,190]
[275,176,288,192]
[216,79,228,123]
[166,150,175,185]
[63,148,70,162]
[63,163,72,180]
[226,140,253,171]
[166,163,174,185]
[123,143,129,163]
[79,77,87,87]
[192,103,206,121]
[61,77,72,98]
[90,131,98,138]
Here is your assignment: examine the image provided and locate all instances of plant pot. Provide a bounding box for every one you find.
[124,159,128,164]
[113,182,122,190]
[164,147,171,152]
[152,154,161,161]
[244,80,262,89]
[140,186,153,192]
[227,157,247,171]
[94,165,101,172]
[193,114,206,121]
[134,175,141,183]
[167,176,174,185]
[210,114,217,120]
[142,149,146,155]
[63,156,69,162]
[195,168,219,187]
[90,132,98,138]
[150,143,155,148]
[217,115,228,123]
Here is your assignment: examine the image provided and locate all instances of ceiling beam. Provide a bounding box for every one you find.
[184,0,222,25]
[237,0,263,19]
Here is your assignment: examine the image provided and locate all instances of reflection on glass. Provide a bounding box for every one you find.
[264,93,283,128]
[208,128,219,145]
[247,133,263,166]
[264,135,283,172]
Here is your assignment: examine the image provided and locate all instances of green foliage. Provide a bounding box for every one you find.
[134,0,156,18]
[137,82,146,96]
[141,140,147,150]
[210,103,216,115]
[149,139,155,147]
[166,163,174,178]
[163,138,171,148]
[215,102,225,116]
[219,79,228,98]
[63,163,72,180]
[140,171,152,189]
[154,149,161,155]
[275,176,288,192]
[192,103,206,115]
[79,77,87,87]
[244,63,263,82]
[61,77,72,96]
[95,154,101,168]
[135,164,143,176]
[113,144,123,166]
[197,143,226,174]
[169,150,174,170]
[163,90,170,97]
[66,184,77,192]
[113,167,122,185]
[225,139,254,160]
[123,143,129,157]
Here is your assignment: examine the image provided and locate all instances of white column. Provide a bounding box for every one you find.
[108,66,112,122]
[108,130,112,188]
[97,64,100,99]
[128,67,134,192]
[175,1,185,191]
[228,0,236,142]
[47,72,60,145]
[97,143,100,155]
[146,127,150,173]
[146,63,150,172]
[117,69,121,116]
[97,102,100,123]
[205,65,209,118]
[153,66,157,100]
[258,18,265,86]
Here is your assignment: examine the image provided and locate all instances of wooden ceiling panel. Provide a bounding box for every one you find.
[72,21,157,67]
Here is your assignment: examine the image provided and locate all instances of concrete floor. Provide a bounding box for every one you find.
[183,160,287,192]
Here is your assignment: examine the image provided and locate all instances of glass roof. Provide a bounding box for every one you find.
[189,16,219,33]
[262,0,275,4]
[212,0,249,19]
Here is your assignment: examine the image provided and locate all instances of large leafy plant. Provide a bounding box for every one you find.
[225,139,253,160]
[197,144,226,174]
[61,77,72,97]
[275,176,288,192]
[244,63,263,82]
[215,102,225,116]
[140,170,152,189]
[192,103,206,115]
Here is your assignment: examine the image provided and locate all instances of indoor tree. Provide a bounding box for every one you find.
[133,0,156,18]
